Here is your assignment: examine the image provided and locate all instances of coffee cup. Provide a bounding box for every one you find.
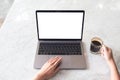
[90,37,103,54]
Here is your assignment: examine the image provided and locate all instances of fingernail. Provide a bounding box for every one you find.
[59,57,62,60]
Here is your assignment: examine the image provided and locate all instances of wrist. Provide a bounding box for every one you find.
[107,58,115,67]
[33,72,46,80]
[106,57,114,64]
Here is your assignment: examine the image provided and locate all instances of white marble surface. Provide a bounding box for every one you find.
[0,0,120,80]
[0,0,14,20]
[0,0,14,27]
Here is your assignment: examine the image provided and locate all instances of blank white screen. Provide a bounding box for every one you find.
[37,12,83,39]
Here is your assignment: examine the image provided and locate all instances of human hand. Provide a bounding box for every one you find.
[34,56,62,80]
[100,45,113,62]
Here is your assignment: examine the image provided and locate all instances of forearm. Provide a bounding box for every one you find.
[107,59,120,80]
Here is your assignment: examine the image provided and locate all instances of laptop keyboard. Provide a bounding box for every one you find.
[38,43,82,55]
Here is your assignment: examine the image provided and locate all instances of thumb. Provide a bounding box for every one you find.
[100,46,104,53]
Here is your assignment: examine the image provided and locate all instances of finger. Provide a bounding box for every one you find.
[100,46,104,54]
[100,52,104,56]
[54,67,60,74]
[48,56,58,63]
[48,57,61,66]
[47,57,61,70]
[103,45,110,50]
[51,56,60,62]
[53,57,62,68]
[102,45,110,52]
[48,57,56,62]
[102,45,106,50]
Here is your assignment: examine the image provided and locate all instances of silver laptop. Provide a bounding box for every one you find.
[34,10,86,69]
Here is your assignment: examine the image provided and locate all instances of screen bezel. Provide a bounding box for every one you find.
[36,10,85,41]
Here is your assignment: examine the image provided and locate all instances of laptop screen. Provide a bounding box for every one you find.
[36,10,84,40]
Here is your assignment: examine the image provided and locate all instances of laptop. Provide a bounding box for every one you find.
[34,10,86,69]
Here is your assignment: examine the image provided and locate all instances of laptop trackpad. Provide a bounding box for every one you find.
[60,55,86,69]
[34,55,86,69]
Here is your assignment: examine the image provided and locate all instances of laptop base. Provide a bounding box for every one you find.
[34,55,86,69]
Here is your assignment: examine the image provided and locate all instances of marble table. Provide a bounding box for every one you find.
[0,0,120,80]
